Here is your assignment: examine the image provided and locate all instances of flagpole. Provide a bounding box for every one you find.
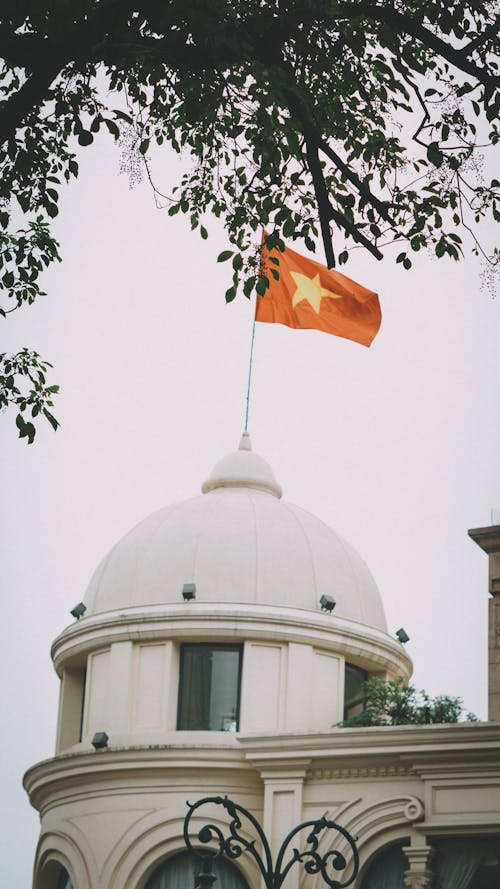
[244,318,256,433]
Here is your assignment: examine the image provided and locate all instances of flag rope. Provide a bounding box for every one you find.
[244,319,256,433]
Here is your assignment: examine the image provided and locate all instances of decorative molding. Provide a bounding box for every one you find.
[404,873,434,889]
[404,800,425,822]
[403,843,436,889]
[323,795,425,851]
[35,829,93,889]
[106,810,259,889]
[306,764,414,779]
[305,796,425,889]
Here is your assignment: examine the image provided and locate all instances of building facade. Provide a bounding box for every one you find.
[24,436,500,889]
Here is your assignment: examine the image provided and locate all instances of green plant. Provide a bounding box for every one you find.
[340,676,477,727]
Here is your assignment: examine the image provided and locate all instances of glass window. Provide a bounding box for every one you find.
[360,838,500,889]
[177,644,242,731]
[344,663,367,721]
[144,851,249,889]
[433,837,500,889]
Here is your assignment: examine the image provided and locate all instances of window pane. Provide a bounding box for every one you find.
[177,645,242,731]
[434,837,500,889]
[344,663,367,721]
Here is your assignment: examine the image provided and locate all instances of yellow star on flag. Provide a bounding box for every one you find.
[290,272,343,313]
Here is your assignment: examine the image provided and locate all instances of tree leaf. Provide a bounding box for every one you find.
[43,408,59,431]
[427,142,444,167]
[78,131,93,147]
[217,250,234,262]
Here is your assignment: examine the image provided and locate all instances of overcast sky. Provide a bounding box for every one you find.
[1,131,499,887]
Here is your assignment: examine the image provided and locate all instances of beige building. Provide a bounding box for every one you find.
[24,436,500,889]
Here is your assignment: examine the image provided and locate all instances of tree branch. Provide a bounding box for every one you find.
[327,203,383,260]
[464,13,500,55]
[0,27,49,70]
[277,63,398,241]
[304,140,336,267]
[304,135,384,262]
[393,57,431,148]
[0,67,60,147]
[317,137,397,227]
[334,2,499,94]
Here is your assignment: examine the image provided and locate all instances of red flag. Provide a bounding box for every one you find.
[256,239,381,347]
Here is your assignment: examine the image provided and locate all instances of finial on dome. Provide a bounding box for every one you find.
[239,431,252,451]
[201,436,282,498]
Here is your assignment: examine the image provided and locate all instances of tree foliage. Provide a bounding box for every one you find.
[340,676,478,727]
[0,1,499,439]
[0,348,59,443]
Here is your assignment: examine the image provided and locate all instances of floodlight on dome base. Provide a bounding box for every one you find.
[320,595,336,613]
[91,732,109,750]
[70,602,86,620]
[396,628,410,643]
[182,583,196,601]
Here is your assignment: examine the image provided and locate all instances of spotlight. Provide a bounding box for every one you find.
[182,583,196,601]
[70,602,86,620]
[91,732,109,750]
[320,595,336,613]
[396,628,410,643]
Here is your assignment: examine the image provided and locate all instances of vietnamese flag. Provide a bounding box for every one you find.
[256,238,381,347]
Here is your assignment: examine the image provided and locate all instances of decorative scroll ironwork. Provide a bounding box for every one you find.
[184,795,359,889]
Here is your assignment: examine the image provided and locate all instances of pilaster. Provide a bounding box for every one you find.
[247,757,310,889]
[108,640,134,735]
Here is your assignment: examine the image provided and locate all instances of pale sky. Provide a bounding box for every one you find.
[1,131,499,888]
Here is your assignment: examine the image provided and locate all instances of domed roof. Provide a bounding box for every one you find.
[83,435,387,630]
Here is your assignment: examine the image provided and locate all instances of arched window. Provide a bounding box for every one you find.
[144,851,249,889]
[360,843,407,889]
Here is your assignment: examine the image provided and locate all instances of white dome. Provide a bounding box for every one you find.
[84,435,387,631]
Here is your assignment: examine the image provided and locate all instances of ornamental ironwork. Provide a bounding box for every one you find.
[183,795,359,889]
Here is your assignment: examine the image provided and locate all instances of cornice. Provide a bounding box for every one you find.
[417,819,500,836]
[468,524,500,554]
[23,743,253,814]
[240,722,500,764]
[23,724,500,820]
[50,603,411,679]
